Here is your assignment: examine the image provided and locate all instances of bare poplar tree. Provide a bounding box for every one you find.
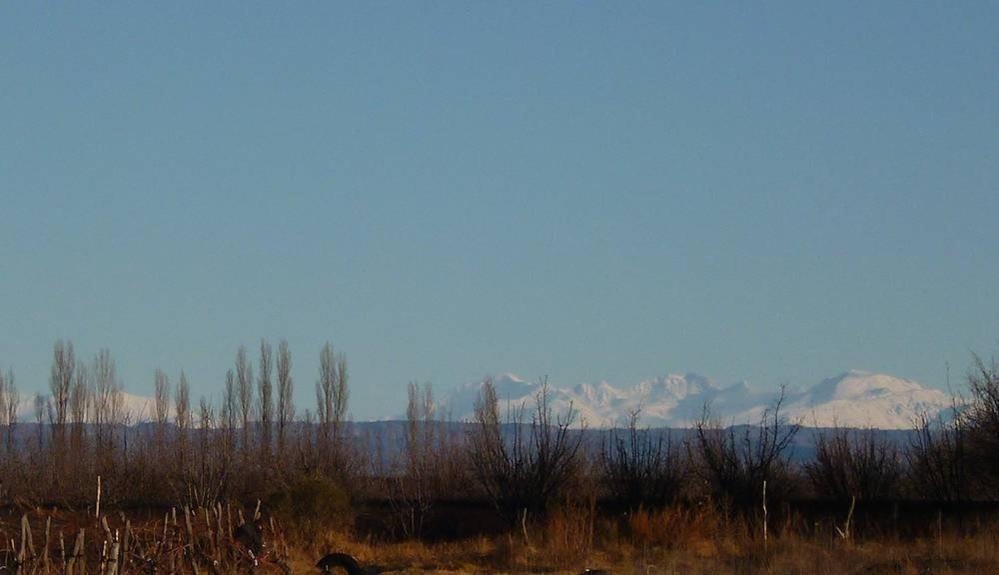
[176,371,191,428]
[392,381,442,537]
[315,343,350,471]
[33,393,47,453]
[276,340,294,454]
[69,360,90,469]
[49,340,75,457]
[257,340,273,456]
[92,349,118,455]
[104,376,126,475]
[222,369,236,460]
[176,371,191,467]
[405,382,437,470]
[317,343,335,446]
[0,368,17,458]
[335,353,350,443]
[236,346,254,457]
[154,369,171,446]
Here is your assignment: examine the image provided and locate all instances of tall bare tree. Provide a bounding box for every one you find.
[69,360,90,469]
[222,369,236,460]
[175,371,191,428]
[391,381,444,537]
[0,368,17,458]
[258,340,273,456]
[236,346,254,457]
[316,344,334,447]
[91,349,119,455]
[316,342,349,466]
[33,393,47,453]
[176,371,191,468]
[188,395,226,507]
[49,340,75,458]
[154,369,171,447]
[336,353,349,442]
[276,340,294,455]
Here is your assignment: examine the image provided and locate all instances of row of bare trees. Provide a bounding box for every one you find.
[0,339,357,508]
[4,341,999,532]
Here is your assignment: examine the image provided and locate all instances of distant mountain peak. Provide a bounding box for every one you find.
[811,371,923,404]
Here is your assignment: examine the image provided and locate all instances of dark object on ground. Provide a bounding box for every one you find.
[316,552,399,575]
[580,570,611,575]
[317,553,364,575]
[234,521,264,554]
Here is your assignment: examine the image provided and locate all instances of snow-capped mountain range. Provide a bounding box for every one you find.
[441,370,956,429]
[14,371,954,430]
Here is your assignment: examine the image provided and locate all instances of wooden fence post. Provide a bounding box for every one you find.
[44,516,51,575]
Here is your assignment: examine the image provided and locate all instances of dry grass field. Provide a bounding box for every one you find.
[4,504,997,574]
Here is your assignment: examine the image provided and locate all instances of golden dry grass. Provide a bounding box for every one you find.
[3,505,998,574]
[288,533,999,575]
[290,505,999,575]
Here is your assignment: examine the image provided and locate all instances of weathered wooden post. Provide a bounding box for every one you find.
[106,532,119,575]
[44,515,51,575]
[67,529,84,575]
[95,476,102,520]
[59,530,66,574]
[121,521,130,573]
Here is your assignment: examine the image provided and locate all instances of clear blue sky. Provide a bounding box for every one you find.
[1,2,996,418]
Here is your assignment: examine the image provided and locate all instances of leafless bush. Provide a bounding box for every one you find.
[694,387,800,510]
[182,396,229,507]
[965,354,999,497]
[906,410,970,502]
[600,409,687,510]
[806,427,901,501]
[387,382,468,538]
[469,377,584,524]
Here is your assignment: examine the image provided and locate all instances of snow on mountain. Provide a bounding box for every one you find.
[440,370,955,429]
[777,370,955,429]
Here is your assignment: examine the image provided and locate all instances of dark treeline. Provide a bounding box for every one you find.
[1,340,999,541]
